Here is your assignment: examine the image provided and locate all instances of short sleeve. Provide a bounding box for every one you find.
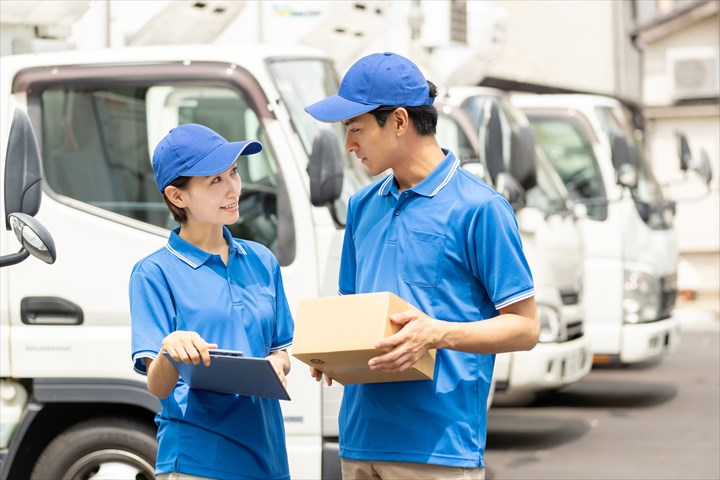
[338,195,358,296]
[469,195,534,309]
[270,259,294,351]
[129,263,176,374]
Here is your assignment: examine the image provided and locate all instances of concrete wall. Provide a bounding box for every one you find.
[643,15,720,106]
[483,1,617,95]
[641,6,720,295]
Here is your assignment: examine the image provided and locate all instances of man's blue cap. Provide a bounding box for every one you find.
[152,124,262,192]
[304,52,434,123]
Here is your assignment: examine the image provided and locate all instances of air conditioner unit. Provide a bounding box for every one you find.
[668,47,720,100]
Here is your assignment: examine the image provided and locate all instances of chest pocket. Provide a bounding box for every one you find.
[401,229,447,288]
[246,291,276,355]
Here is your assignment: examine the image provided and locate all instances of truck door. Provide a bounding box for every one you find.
[6,63,302,381]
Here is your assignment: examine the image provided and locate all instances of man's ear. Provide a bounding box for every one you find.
[164,185,187,209]
[392,107,410,136]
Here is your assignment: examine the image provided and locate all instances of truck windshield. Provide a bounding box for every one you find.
[266,58,372,225]
[460,95,571,216]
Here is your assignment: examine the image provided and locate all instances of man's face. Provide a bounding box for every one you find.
[342,112,399,176]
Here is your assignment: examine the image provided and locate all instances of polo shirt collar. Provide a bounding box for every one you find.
[165,226,246,269]
[378,149,459,198]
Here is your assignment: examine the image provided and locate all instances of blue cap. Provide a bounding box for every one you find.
[152,124,262,192]
[304,52,434,123]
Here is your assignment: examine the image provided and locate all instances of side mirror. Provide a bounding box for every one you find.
[0,213,56,267]
[4,108,43,230]
[308,128,344,207]
[695,149,713,185]
[617,163,638,188]
[495,172,526,212]
[610,134,639,169]
[484,102,504,184]
[509,125,537,191]
[677,131,692,171]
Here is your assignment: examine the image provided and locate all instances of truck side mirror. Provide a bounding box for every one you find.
[509,125,538,191]
[677,131,692,171]
[4,108,43,230]
[484,102,504,184]
[616,163,638,188]
[611,135,639,188]
[695,149,713,185]
[494,172,526,212]
[0,213,56,267]
[308,128,344,207]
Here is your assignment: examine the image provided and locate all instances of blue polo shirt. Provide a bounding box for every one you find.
[130,226,293,480]
[338,150,534,468]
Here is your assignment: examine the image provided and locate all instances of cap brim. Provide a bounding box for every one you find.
[305,94,380,123]
[182,140,263,177]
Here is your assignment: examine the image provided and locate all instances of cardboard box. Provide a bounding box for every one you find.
[292,292,436,385]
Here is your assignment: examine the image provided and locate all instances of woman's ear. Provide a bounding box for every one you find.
[164,185,187,209]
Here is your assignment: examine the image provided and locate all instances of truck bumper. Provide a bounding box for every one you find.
[502,336,593,393]
[620,316,681,364]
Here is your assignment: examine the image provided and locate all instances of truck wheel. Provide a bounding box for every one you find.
[30,418,157,480]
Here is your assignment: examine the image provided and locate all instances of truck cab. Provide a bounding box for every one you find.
[437,88,591,396]
[0,44,370,480]
[512,93,691,364]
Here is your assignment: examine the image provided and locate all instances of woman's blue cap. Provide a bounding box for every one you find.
[304,52,433,123]
[152,124,262,192]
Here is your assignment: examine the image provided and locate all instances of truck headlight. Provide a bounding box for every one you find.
[623,269,661,323]
[537,304,566,343]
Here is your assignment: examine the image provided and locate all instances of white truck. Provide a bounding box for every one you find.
[0,44,375,480]
[436,90,591,396]
[512,93,711,365]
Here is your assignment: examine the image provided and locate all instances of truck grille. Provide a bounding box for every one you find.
[566,320,584,341]
[659,274,677,319]
[560,290,580,305]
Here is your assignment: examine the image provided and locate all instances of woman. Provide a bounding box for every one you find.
[130,123,293,480]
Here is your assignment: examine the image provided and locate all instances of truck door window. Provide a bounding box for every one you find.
[267,58,372,226]
[40,84,288,261]
[595,106,666,211]
[436,113,476,164]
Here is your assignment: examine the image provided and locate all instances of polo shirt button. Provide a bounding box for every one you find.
[394,210,401,216]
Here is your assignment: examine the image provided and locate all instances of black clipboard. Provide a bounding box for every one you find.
[164,349,290,400]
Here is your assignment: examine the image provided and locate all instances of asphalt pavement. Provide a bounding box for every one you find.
[485,293,720,480]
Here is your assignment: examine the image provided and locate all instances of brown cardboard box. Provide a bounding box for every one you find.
[292,292,436,385]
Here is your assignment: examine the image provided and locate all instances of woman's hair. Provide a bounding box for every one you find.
[369,80,439,136]
[163,176,191,224]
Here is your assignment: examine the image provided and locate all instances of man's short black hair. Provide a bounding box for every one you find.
[369,81,439,136]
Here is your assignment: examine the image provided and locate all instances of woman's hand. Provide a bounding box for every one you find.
[310,367,333,386]
[145,331,217,399]
[268,350,291,387]
[161,330,218,366]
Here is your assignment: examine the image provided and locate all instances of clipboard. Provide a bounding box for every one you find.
[164,349,290,400]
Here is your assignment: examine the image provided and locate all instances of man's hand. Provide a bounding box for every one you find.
[369,309,442,373]
[161,331,218,367]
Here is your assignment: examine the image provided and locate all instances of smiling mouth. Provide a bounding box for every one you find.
[221,202,238,209]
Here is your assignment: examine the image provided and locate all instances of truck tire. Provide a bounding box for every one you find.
[30,418,157,480]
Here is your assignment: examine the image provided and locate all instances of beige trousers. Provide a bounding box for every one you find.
[341,459,485,480]
[156,473,215,480]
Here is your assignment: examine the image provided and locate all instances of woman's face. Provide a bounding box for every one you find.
[181,163,243,226]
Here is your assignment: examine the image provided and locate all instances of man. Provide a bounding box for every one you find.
[304,52,539,480]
